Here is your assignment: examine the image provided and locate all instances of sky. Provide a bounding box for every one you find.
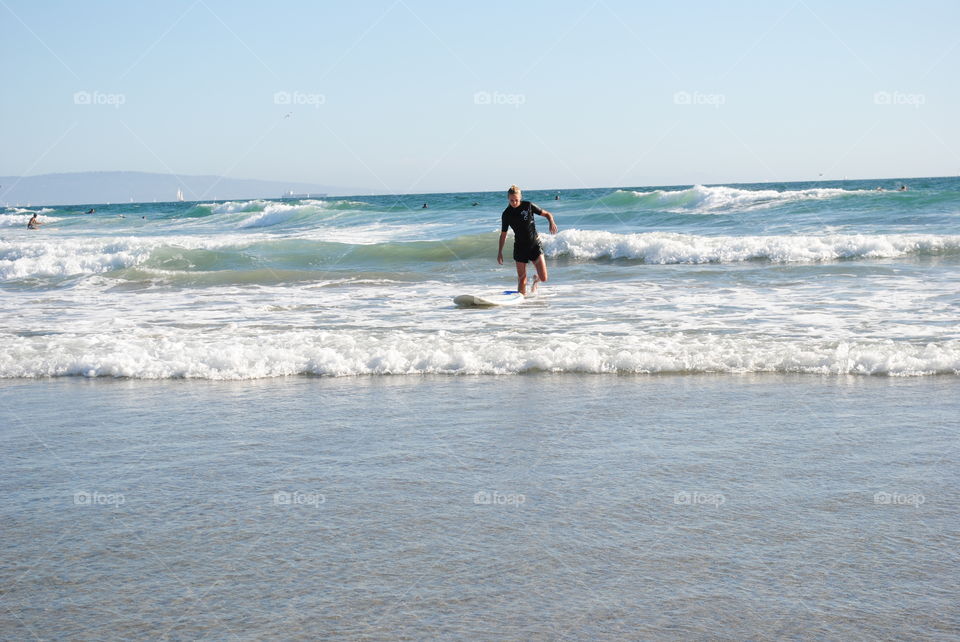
[1,0,958,194]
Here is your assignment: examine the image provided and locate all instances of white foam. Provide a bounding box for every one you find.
[615,185,863,213]
[236,202,311,228]
[542,230,960,263]
[5,207,56,214]
[0,212,61,227]
[204,200,271,214]
[303,222,452,244]
[200,199,337,229]
[1,329,956,379]
[0,231,289,280]
[2,227,954,282]
[308,199,370,208]
[0,238,154,279]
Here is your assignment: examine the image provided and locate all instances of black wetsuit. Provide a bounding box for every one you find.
[501,200,543,263]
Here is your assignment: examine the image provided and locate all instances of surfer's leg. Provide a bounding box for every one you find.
[532,255,548,291]
[515,262,527,294]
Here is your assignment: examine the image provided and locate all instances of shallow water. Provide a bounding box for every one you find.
[1,374,956,638]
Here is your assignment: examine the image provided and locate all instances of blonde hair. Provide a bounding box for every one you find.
[507,184,521,196]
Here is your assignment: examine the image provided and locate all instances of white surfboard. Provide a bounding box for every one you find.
[453,290,525,307]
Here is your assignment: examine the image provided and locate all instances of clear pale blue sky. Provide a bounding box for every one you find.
[2,0,957,193]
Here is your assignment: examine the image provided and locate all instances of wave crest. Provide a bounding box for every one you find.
[0,211,60,227]
[606,185,863,213]
[0,238,153,279]
[542,230,960,263]
[3,230,958,282]
[2,331,956,379]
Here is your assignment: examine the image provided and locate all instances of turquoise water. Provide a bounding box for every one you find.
[2,176,958,378]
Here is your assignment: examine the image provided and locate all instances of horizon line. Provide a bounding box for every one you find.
[2,172,954,208]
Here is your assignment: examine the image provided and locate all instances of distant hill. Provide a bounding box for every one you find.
[0,171,373,206]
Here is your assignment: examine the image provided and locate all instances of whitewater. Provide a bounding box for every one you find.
[2,177,959,378]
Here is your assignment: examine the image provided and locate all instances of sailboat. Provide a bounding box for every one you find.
[176,188,184,202]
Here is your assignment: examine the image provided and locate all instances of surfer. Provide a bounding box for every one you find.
[498,184,558,295]
[27,213,42,229]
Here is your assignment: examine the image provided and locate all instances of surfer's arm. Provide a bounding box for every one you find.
[497,231,507,264]
[538,209,558,234]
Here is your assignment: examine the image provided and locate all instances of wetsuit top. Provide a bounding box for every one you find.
[501,200,543,248]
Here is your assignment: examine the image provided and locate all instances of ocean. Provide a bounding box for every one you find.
[2,177,959,378]
[1,178,958,638]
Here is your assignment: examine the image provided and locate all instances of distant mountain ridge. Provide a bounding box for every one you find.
[0,171,372,206]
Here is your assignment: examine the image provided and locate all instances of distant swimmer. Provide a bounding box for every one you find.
[555,194,560,200]
[27,213,42,229]
[86,208,95,214]
[471,202,479,206]
[498,184,558,296]
[899,185,908,191]
[422,203,428,208]
[875,187,885,191]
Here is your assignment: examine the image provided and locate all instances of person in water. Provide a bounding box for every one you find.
[27,213,42,229]
[498,184,558,295]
